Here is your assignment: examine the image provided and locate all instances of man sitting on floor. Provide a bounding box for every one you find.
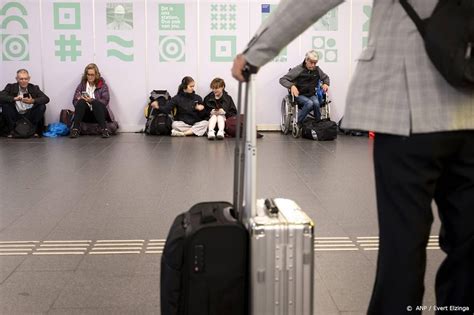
[0,69,49,137]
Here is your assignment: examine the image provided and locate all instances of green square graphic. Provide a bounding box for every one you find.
[159,35,185,62]
[313,8,338,31]
[54,3,81,30]
[210,3,236,31]
[159,4,185,30]
[210,35,235,62]
[2,34,29,61]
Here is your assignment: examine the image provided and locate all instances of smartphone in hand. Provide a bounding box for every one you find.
[23,93,30,98]
[81,91,89,98]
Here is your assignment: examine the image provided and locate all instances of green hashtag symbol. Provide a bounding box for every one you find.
[55,34,81,61]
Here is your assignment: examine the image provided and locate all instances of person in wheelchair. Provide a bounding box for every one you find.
[279,49,330,126]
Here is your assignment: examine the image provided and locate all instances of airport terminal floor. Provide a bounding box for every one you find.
[0,132,444,314]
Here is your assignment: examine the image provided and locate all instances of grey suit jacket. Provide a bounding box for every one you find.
[243,0,474,136]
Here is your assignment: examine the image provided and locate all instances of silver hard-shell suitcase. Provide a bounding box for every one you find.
[249,198,314,315]
[234,74,314,315]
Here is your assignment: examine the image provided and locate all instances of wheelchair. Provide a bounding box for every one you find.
[280,82,331,137]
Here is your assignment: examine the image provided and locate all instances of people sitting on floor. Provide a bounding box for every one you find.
[70,63,115,139]
[203,77,237,140]
[0,69,49,138]
[279,49,330,125]
[158,76,209,137]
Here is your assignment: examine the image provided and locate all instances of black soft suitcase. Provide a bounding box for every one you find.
[160,201,248,315]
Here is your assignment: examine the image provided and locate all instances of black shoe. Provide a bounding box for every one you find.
[101,128,110,138]
[69,128,80,138]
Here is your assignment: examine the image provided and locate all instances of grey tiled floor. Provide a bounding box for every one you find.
[0,133,444,314]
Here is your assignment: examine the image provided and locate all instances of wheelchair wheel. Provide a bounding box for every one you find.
[280,96,291,135]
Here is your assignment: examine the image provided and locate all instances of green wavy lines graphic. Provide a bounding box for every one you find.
[0,2,27,16]
[106,35,133,61]
[107,35,133,48]
[1,15,27,29]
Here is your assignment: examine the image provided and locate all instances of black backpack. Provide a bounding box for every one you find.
[400,0,474,89]
[13,116,36,138]
[146,112,173,135]
[145,90,172,135]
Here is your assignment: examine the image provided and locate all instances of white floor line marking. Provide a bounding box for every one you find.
[0,244,36,248]
[315,240,354,243]
[356,240,379,243]
[36,248,89,251]
[96,240,145,243]
[145,251,163,254]
[315,248,359,251]
[0,241,39,244]
[315,244,357,247]
[33,252,85,255]
[363,248,379,251]
[0,253,29,255]
[43,240,92,243]
[314,237,350,240]
[0,248,32,252]
[89,251,141,255]
[146,247,164,250]
[90,247,142,250]
[93,243,144,247]
[40,244,90,247]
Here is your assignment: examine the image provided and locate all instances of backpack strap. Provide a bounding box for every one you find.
[399,0,426,37]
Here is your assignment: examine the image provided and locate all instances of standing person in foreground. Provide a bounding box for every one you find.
[232,0,474,314]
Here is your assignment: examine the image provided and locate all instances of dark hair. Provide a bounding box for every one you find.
[81,63,101,85]
[178,76,194,94]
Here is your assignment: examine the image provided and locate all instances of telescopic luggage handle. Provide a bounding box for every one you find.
[233,67,257,223]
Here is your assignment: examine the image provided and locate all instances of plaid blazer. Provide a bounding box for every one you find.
[244,0,474,136]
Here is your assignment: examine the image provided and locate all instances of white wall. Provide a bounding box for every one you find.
[0,0,373,131]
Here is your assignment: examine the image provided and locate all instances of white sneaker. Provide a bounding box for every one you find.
[216,130,225,140]
[171,129,185,137]
[208,130,216,140]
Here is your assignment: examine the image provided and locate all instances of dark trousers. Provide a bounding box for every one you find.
[73,99,109,129]
[368,132,474,315]
[1,103,46,132]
